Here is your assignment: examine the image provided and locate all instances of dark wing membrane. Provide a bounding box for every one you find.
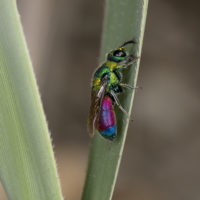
[88,90,101,136]
[88,78,108,136]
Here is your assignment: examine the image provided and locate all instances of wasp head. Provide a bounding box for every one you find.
[107,47,128,63]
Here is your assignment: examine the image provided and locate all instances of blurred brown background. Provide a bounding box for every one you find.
[1,0,200,199]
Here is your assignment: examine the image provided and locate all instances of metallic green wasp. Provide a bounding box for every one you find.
[88,40,138,140]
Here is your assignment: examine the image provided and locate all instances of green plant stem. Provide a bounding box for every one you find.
[82,0,148,200]
[0,1,63,199]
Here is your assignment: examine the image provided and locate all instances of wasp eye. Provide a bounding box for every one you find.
[113,49,126,57]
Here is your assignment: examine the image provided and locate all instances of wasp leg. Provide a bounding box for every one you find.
[118,55,139,68]
[110,91,131,120]
[120,83,142,90]
[124,55,139,67]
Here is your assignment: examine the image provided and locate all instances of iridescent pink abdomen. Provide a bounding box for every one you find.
[98,96,116,140]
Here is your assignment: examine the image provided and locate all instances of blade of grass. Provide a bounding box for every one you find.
[0,1,63,199]
[82,0,148,200]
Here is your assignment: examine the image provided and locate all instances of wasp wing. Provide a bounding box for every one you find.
[88,78,108,136]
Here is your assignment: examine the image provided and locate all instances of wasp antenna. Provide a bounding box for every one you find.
[119,40,137,48]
